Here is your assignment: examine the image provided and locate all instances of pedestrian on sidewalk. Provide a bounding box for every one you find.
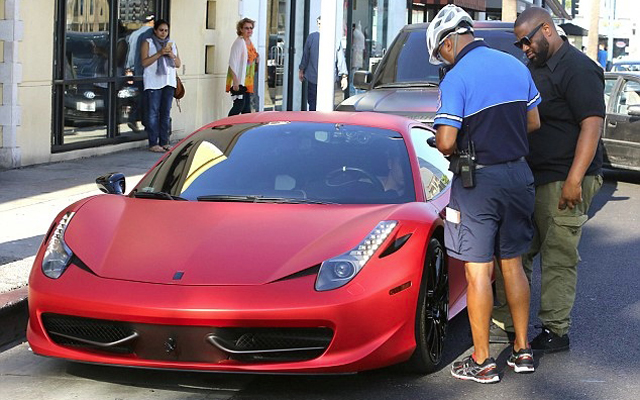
[491,7,605,354]
[298,16,348,111]
[427,4,541,383]
[227,18,259,116]
[141,19,181,153]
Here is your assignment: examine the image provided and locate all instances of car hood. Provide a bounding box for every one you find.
[64,195,407,286]
[337,87,439,123]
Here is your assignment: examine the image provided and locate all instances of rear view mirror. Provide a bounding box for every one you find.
[628,104,640,117]
[353,71,372,90]
[427,136,437,148]
[96,173,126,195]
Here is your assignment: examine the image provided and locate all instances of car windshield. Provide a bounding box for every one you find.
[134,122,416,205]
[372,28,527,88]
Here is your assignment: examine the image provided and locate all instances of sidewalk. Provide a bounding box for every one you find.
[0,148,165,310]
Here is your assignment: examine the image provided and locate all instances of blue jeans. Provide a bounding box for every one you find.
[307,82,317,111]
[146,86,175,147]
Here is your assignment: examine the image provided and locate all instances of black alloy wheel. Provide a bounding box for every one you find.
[408,237,449,373]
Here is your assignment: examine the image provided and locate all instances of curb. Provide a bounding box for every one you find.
[0,286,29,351]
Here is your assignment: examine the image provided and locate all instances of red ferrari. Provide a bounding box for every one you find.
[27,112,467,374]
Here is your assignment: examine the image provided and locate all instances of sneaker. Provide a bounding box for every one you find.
[451,355,500,384]
[489,322,515,344]
[530,326,570,353]
[507,347,535,373]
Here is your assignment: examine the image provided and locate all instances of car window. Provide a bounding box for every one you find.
[604,77,617,108]
[409,128,452,200]
[372,28,526,88]
[615,79,640,114]
[475,30,528,64]
[136,122,417,205]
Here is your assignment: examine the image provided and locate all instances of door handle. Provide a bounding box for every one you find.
[607,120,617,128]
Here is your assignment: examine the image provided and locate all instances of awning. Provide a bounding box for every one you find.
[559,22,589,36]
[544,0,572,20]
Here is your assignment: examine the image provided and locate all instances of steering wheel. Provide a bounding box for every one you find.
[324,167,385,192]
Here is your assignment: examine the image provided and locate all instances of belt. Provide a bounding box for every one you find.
[476,156,525,170]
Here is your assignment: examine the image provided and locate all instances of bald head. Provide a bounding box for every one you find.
[515,7,553,30]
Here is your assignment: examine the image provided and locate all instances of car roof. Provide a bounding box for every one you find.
[203,111,421,135]
[605,71,640,78]
[404,20,514,32]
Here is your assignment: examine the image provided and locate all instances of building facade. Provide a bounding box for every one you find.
[1,0,491,169]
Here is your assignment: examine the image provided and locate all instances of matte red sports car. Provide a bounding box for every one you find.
[27,111,467,374]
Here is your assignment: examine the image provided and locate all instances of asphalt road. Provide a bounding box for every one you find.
[1,169,639,400]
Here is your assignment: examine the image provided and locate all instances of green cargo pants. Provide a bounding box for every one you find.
[492,175,603,337]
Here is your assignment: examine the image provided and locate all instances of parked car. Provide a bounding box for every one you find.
[336,21,526,123]
[603,72,640,171]
[611,57,640,72]
[27,111,469,374]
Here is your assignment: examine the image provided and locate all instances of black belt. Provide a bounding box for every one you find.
[476,156,526,170]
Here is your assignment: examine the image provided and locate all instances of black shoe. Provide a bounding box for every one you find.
[489,322,515,344]
[507,347,535,373]
[530,326,570,353]
[451,355,500,384]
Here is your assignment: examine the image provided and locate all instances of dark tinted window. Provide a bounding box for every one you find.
[135,122,416,204]
[373,28,527,87]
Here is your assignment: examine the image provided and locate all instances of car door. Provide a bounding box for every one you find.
[603,75,640,171]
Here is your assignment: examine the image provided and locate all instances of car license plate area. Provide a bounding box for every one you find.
[133,324,230,363]
[76,101,96,112]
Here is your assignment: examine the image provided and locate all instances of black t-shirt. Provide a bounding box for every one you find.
[527,41,605,186]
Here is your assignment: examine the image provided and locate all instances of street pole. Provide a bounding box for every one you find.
[317,0,338,112]
[607,0,615,64]
[586,0,601,61]
[502,0,517,23]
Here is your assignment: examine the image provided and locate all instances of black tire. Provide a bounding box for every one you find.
[407,237,449,373]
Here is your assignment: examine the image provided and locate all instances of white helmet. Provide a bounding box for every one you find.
[426,4,474,65]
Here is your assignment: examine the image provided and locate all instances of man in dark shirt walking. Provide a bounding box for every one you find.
[491,7,605,353]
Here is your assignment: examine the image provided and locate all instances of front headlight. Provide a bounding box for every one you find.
[315,221,397,291]
[42,212,75,279]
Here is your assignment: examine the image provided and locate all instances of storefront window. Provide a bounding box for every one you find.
[53,0,159,150]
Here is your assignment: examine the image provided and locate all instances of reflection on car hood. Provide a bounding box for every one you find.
[64,195,407,286]
[337,88,439,122]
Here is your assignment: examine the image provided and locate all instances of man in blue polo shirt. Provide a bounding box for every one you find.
[426,5,541,383]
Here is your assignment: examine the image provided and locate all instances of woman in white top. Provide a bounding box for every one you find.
[226,18,259,116]
[141,19,181,153]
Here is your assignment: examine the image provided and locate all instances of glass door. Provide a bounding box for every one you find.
[265,0,288,111]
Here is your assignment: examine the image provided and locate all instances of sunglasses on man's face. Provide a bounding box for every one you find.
[514,23,544,49]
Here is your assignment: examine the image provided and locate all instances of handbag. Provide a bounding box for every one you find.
[174,75,185,99]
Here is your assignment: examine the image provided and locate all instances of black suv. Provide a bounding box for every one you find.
[336,21,526,124]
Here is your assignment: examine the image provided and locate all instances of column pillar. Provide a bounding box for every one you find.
[0,0,23,169]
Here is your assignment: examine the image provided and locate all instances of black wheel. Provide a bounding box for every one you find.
[408,237,449,373]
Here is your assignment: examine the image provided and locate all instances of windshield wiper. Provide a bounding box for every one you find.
[133,191,187,201]
[197,194,336,205]
[374,82,439,89]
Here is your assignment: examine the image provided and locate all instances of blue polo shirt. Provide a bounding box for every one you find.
[434,40,541,165]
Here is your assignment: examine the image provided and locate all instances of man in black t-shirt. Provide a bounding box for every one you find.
[490,7,605,353]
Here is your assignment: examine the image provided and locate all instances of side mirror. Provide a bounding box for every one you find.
[96,173,126,195]
[353,70,372,90]
[628,104,640,117]
[427,136,437,148]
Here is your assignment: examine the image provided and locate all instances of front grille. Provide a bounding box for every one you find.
[41,314,334,364]
[42,313,137,354]
[209,327,333,362]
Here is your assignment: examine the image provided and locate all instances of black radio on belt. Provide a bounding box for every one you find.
[448,141,476,188]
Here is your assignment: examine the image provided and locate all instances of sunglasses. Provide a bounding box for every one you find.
[514,23,544,49]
